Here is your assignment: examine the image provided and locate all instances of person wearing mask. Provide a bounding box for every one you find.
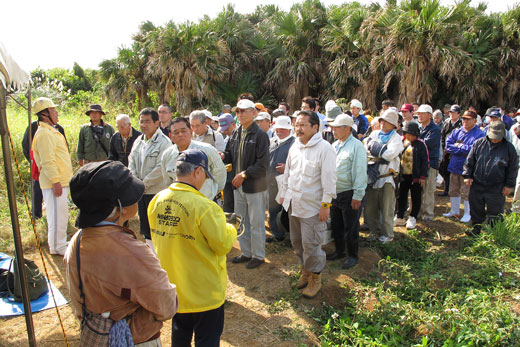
[463,122,518,235]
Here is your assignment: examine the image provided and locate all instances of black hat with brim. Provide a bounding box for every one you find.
[70,161,145,228]
[85,104,106,116]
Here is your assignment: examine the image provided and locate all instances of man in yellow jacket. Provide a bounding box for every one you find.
[148,149,237,346]
[31,97,73,255]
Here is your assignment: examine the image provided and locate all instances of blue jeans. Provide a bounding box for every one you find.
[234,187,266,260]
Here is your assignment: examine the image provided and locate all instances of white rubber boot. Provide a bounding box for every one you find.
[443,197,461,217]
[460,200,471,223]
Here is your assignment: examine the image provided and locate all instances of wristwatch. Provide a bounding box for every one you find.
[321,202,332,208]
[240,171,247,179]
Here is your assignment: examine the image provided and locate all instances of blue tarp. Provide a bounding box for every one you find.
[0,252,68,317]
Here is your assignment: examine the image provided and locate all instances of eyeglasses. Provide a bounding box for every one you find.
[236,108,252,114]
[294,123,311,128]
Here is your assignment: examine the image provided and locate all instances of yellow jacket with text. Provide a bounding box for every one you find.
[32,122,73,189]
[148,182,237,313]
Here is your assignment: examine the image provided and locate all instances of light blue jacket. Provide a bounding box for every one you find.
[333,134,367,201]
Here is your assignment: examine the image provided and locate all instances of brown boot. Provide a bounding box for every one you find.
[302,273,322,298]
[296,267,311,289]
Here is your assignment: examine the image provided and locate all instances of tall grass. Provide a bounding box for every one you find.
[0,100,138,255]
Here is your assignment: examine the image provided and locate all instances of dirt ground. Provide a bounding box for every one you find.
[0,192,486,346]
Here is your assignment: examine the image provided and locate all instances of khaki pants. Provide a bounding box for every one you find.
[365,183,395,238]
[289,209,327,273]
[420,168,438,219]
[449,173,469,200]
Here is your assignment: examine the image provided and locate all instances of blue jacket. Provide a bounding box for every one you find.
[502,115,514,131]
[354,114,369,137]
[419,120,441,170]
[446,125,484,175]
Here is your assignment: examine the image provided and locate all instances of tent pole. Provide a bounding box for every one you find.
[0,84,37,346]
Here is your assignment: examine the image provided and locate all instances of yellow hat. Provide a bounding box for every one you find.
[32,97,57,114]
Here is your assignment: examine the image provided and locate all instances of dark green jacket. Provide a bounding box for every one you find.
[76,120,115,161]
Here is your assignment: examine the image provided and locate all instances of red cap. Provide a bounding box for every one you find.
[400,104,414,112]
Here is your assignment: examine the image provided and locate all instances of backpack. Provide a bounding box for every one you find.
[8,258,48,301]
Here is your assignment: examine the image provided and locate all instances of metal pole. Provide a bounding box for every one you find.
[0,84,37,346]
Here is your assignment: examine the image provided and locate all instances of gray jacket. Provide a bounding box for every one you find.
[129,128,173,194]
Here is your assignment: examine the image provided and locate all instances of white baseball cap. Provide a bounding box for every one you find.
[416,104,433,114]
[273,116,293,130]
[234,99,255,110]
[255,112,271,121]
[328,113,354,128]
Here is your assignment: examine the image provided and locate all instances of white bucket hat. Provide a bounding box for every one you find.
[328,114,354,128]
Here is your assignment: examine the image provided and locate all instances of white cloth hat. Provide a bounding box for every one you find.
[255,112,271,121]
[416,104,433,114]
[328,113,354,128]
[273,116,293,130]
[350,99,363,110]
[380,109,399,128]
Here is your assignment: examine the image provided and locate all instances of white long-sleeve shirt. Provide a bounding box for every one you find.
[279,132,337,218]
[161,140,226,200]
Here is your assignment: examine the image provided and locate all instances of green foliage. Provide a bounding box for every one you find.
[312,216,520,346]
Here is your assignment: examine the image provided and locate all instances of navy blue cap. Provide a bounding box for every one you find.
[177,149,214,180]
[489,109,502,118]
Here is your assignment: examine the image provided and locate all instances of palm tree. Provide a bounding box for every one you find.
[148,20,229,114]
[266,0,328,111]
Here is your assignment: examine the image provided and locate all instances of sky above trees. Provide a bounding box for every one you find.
[2,0,518,71]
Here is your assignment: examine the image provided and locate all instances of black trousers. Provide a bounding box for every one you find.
[439,153,451,193]
[330,190,361,258]
[31,178,43,219]
[397,174,422,219]
[172,304,224,347]
[223,181,234,213]
[137,194,155,240]
[469,182,506,226]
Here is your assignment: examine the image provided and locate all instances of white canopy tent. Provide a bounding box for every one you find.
[0,42,36,346]
[0,42,30,90]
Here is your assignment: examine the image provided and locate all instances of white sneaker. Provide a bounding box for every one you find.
[406,217,417,229]
[378,235,394,243]
[394,216,406,226]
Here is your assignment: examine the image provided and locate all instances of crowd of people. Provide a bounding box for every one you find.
[23,94,520,346]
